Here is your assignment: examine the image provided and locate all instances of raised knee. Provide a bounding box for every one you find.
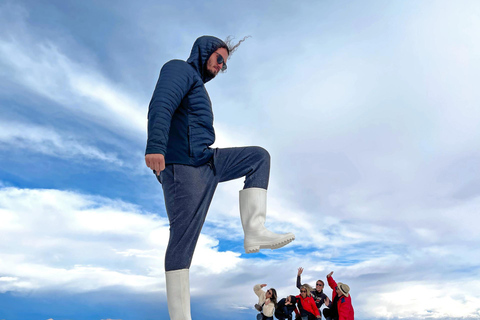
[253,146,270,163]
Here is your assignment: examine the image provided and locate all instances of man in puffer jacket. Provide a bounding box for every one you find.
[145,35,295,320]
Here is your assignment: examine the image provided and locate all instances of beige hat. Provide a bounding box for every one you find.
[337,282,350,297]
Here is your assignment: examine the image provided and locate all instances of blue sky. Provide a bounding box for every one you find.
[1,1,480,319]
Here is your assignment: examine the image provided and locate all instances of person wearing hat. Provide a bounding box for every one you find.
[324,271,354,320]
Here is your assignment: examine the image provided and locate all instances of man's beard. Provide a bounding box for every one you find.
[204,65,217,79]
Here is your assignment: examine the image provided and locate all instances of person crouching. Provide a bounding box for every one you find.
[254,283,278,320]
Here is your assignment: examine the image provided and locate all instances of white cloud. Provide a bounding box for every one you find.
[0,186,241,295]
[1,181,480,317]
[365,281,480,319]
[1,2,480,319]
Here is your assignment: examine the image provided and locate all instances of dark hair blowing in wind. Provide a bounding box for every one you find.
[223,35,251,58]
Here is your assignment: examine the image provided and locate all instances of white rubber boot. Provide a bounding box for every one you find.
[165,269,192,320]
[240,188,295,253]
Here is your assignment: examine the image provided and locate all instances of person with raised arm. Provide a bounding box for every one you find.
[296,267,329,314]
[323,271,354,320]
[254,283,278,320]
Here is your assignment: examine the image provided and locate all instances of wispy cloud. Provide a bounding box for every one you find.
[0,3,145,137]
[0,186,241,294]
[1,1,480,319]
[0,120,122,164]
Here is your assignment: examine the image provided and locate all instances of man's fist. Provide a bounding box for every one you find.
[145,153,165,175]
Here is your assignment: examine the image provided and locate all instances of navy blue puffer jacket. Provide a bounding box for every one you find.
[145,36,228,166]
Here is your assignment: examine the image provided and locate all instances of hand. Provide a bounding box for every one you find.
[145,154,165,176]
[327,271,333,278]
[261,284,267,288]
[297,267,304,276]
[324,296,330,306]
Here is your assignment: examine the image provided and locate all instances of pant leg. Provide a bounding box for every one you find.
[213,147,270,189]
[160,163,218,271]
[323,308,332,320]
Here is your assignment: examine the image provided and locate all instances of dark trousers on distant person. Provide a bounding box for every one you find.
[257,313,274,320]
[323,307,338,320]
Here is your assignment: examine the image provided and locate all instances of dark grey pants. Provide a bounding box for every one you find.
[158,147,270,271]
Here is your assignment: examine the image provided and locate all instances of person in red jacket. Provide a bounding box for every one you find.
[324,271,354,320]
[294,285,321,320]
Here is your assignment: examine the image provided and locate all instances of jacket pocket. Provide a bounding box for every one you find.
[187,126,193,157]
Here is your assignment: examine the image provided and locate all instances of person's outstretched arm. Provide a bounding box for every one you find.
[254,283,267,298]
[326,271,337,290]
[296,267,303,289]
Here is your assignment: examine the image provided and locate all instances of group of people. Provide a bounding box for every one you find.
[254,269,354,320]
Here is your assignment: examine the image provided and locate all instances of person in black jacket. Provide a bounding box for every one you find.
[145,35,295,320]
[296,267,329,315]
[275,295,297,320]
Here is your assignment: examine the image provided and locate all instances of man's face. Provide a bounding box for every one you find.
[206,47,228,79]
[336,287,344,297]
[316,281,324,290]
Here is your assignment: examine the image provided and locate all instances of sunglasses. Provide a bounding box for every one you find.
[300,290,307,293]
[316,283,324,286]
[216,53,227,71]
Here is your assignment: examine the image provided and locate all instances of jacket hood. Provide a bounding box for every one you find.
[187,35,228,83]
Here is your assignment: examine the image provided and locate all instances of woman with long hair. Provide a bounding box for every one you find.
[297,267,329,313]
[254,283,278,320]
[295,285,321,320]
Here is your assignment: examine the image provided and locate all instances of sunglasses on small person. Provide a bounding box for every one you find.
[316,283,324,286]
[216,53,227,71]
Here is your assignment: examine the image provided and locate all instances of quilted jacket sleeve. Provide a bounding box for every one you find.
[146,60,192,155]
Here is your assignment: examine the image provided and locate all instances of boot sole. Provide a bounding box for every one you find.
[244,234,295,253]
